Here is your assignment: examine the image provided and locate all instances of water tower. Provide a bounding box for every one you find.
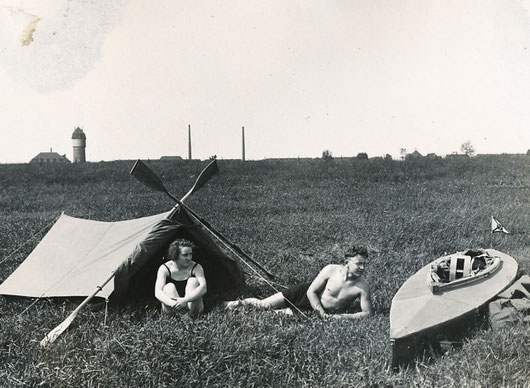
[71,127,86,163]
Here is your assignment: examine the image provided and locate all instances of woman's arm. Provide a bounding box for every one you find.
[181,264,207,303]
[154,265,177,307]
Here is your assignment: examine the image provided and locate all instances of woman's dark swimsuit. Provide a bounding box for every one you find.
[164,262,198,297]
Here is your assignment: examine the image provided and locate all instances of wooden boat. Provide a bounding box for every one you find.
[390,248,518,367]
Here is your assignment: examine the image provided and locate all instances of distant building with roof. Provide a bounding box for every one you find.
[160,156,183,161]
[72,127,86,163]
[445,153,469,160]
[30,149,71,164]
[425,153,441,160]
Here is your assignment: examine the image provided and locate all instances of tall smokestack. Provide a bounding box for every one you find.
[242,126,245,161]
[188,124,192,160]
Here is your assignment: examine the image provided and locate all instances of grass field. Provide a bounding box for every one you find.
[0,155,529,387]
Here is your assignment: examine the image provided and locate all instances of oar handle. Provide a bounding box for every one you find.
[40,271,115,347]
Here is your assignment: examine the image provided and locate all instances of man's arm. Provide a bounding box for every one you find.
[332,283,373,321]
[306,265,334,317]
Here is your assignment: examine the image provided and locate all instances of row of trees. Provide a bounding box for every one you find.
[399,141,475,160]
[323,141,476,161]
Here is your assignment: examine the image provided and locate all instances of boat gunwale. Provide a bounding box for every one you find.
[427,255,501,294]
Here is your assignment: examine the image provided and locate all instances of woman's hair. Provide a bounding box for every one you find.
[344,245,368,259]
[166,239,195,259]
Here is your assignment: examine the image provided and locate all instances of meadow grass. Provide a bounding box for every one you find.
[0,155,528,387]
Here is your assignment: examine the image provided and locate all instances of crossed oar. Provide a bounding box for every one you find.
[41,159,274,347]
[129,158,275,278]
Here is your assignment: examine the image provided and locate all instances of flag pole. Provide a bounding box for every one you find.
[489,216,492,248]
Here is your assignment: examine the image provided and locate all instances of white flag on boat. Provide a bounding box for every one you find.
[491,216,510,234]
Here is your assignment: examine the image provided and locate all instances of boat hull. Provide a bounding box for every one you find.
[390,249,518,341]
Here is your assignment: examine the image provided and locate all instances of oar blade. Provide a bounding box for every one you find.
[130,159,169,194]
[191,158,219,195]
[40,314,76,347]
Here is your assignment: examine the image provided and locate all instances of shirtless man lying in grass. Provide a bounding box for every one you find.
[224,246,373,320]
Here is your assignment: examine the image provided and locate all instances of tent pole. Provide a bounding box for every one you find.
[170,200,275,278]
[41,160,220,346]
[131,159,275,277]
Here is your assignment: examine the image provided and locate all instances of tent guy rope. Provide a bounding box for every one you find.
[130,159,276,279]
[39,160,219,347]
[130,160,310,318]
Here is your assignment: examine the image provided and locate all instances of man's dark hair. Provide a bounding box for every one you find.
[344,245,368,258]
[167,239,195,259]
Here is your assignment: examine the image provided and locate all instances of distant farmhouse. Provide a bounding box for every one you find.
[160,156,183,161]
[425,153,441,160]
[403,151,442,161]
[445,153,469,160]
[30,127,87,164]
[30,149,70,164]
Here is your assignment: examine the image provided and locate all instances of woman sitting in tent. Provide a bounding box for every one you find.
[154,239,207,319]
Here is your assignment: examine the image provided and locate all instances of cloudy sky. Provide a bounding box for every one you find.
[0,0,529,163]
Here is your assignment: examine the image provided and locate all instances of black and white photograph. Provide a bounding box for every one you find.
[0,1,529,386]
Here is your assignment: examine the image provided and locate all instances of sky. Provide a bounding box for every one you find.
[0,0,529,163]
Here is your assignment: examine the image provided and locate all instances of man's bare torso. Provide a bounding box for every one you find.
[318,265,366,312]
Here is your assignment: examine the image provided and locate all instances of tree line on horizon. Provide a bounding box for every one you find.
[322,141,530,161]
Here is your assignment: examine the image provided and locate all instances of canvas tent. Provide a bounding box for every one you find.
[0,206,244,302]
